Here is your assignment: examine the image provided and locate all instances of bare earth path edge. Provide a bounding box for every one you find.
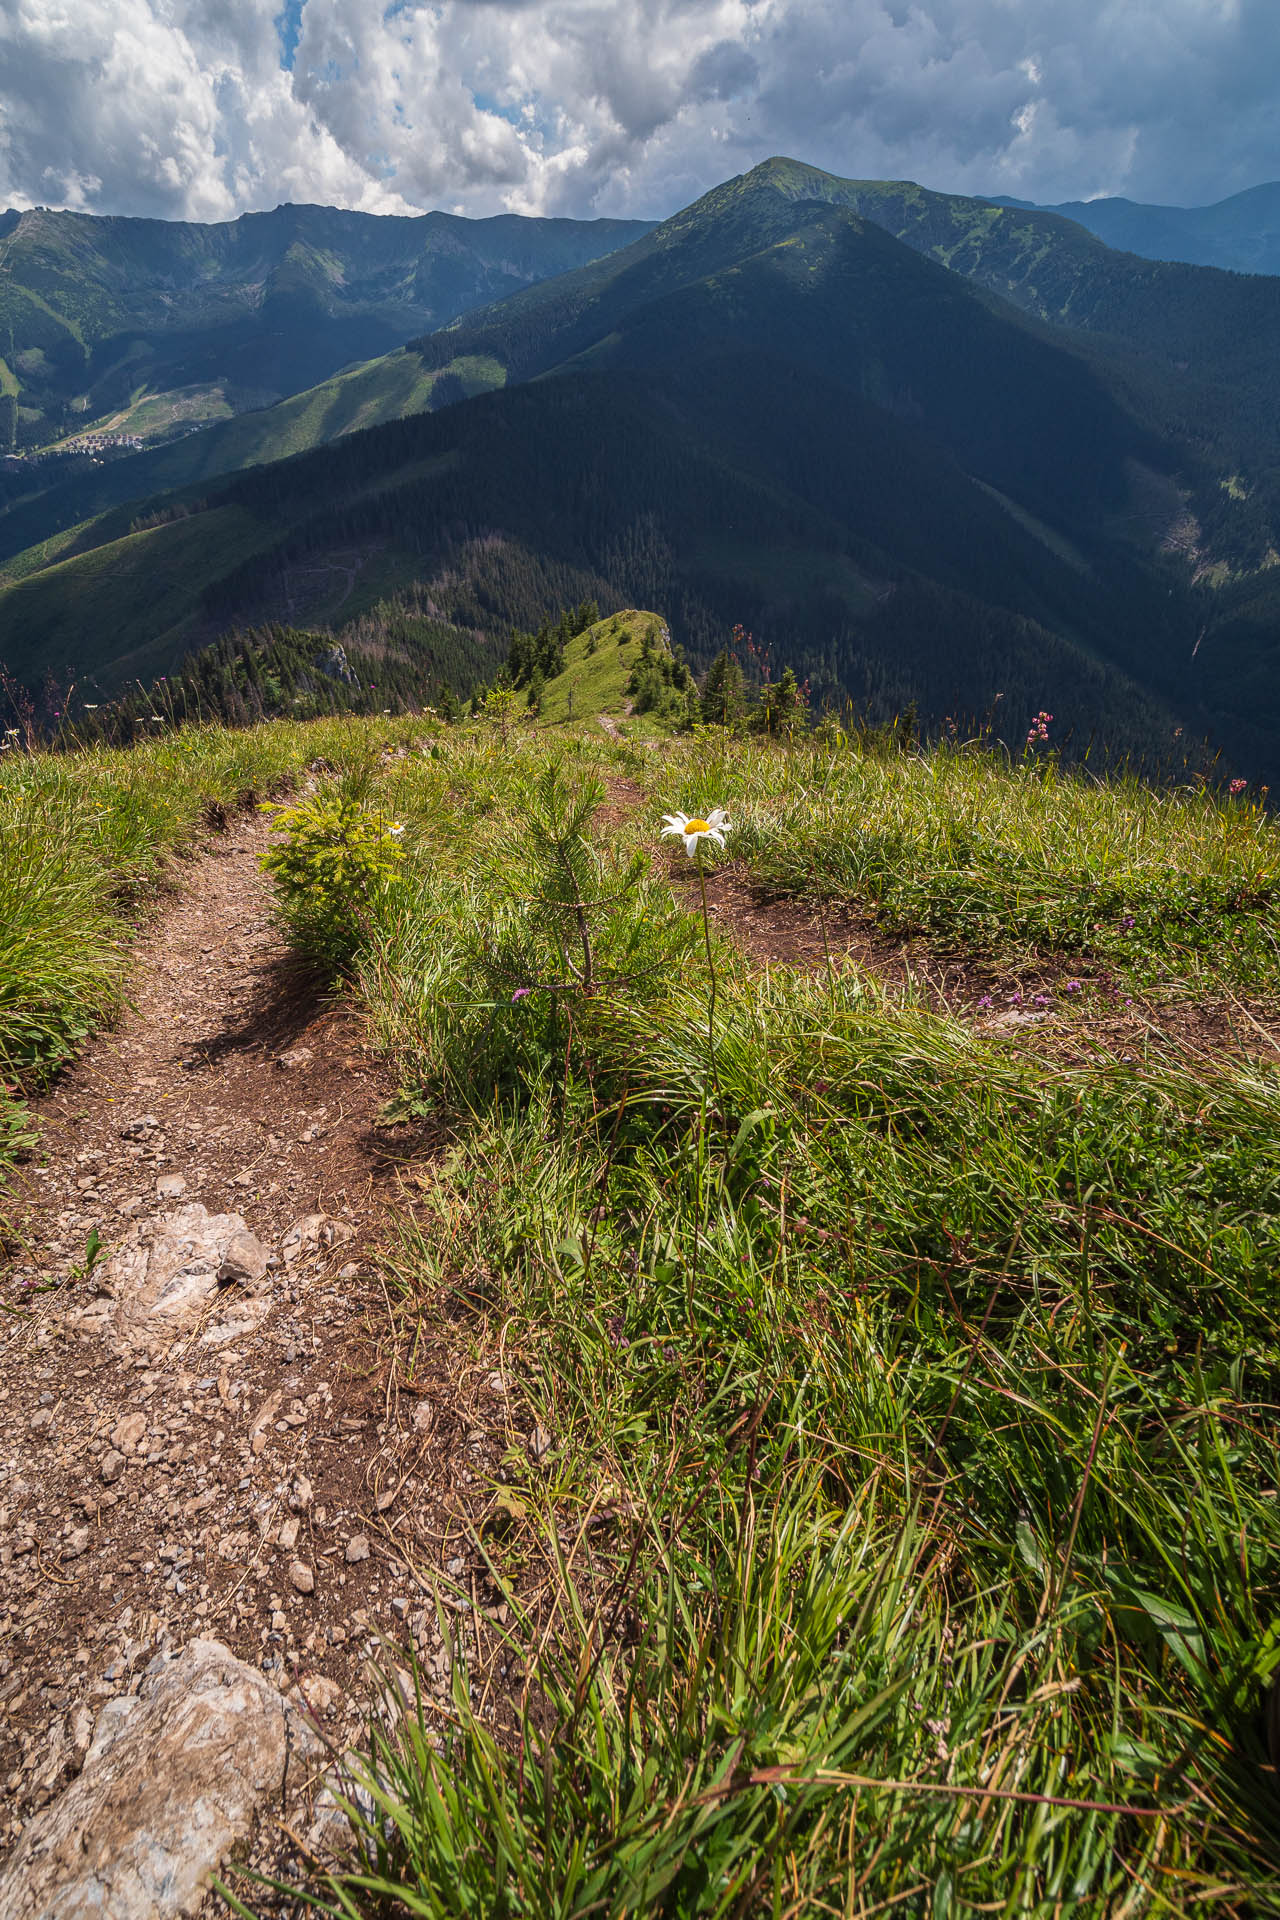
[0,815,506,1898]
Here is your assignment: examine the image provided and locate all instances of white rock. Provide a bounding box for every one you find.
[275,1048,314,1071]
[86,1207,272,1356]
[155,1175,187,1201]
[289,1561,315,1595]
[0,1637,320,1920]
[344,1535,370,1564]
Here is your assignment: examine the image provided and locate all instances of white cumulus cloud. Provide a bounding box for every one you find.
[0,0,1276,223]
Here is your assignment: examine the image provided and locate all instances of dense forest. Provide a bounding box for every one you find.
[39,606,504,748]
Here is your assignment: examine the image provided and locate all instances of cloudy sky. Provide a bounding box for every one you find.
[1,0,1277,225]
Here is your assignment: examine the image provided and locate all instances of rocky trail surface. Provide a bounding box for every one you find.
[0,817,507,1912]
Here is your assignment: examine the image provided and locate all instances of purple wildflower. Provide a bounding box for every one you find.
[1033,993,1051,1007]
[1065,980,1081,994]
[512,988,531,1003]
[976,995,993,1011]
[1229,777,1247,796]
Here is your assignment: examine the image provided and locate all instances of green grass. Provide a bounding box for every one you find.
[693,734,1280,995]
[218,719,1280,1916]
[10,711,1280,1912]
[0,516,108,588]
[0,715,423,1208]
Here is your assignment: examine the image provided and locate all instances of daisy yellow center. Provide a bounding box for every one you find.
[684,818,711,834]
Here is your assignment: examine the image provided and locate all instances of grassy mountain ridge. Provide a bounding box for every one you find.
[0,348,1194,774]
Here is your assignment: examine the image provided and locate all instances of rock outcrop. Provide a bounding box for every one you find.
[0,1639,320,1920]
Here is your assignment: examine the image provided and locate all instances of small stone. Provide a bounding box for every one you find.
[112,1413,147,1453]
[122,1116,159,1139]
[294,1674,342,1717]
[287,1473,313,1513]
[156,1174,187,1200]
[344,1535,370,1564]
[63,1528,91,1560]
[529,1423,553,1462]
[29,1408,55,1434]
[216,1230,270,1291]
[275,1048,314,1071]
[288,1561,315,1596]
[100,1451,125,1485]
[278,1518,299,1552]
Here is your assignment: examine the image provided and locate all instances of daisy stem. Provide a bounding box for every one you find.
[696,854,723,1110]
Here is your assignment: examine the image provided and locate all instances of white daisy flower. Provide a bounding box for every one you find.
[660,807,731,858]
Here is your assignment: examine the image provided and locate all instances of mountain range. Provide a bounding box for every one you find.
[0,201,652,458]
[4,159,1280,779]
[987,182,1280,277]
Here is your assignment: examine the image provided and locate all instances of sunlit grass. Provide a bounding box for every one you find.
[9,712,1280,1912]
[248,726,1280,1916]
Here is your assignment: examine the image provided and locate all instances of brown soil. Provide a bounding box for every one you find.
[676,859,1280,1065]
[0,816,509,1867]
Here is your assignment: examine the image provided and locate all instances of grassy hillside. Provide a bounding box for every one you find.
[0,348,509,566]
[536,608,668,727]
[0,504,284,681]
[6,711,1280,1913]
[0,361,1202,767]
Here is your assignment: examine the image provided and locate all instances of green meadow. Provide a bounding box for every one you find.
[4,703,1280,1915]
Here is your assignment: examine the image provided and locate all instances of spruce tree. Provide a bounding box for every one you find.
[700,648,747,727]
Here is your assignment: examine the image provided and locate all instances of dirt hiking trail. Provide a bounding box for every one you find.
[0,817,507,1885]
